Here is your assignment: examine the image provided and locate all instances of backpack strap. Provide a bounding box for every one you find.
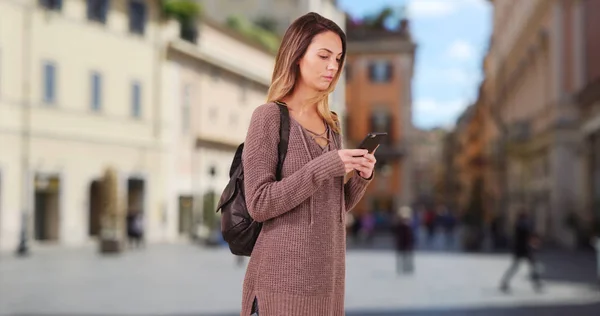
[275,101,290,181]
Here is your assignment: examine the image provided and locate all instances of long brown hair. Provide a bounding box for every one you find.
[266,12,346,134]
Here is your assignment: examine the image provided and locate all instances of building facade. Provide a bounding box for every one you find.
[161,19,274,239]
[0,0,276,251]
[344,19,416,216]
[0,0,166,250]
[576,0,600,240]
[197,0,348,124]
[412,127,447,206]
[484,0,588,245]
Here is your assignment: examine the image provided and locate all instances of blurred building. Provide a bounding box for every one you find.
[576,0,600,239]
[436,130,459,209]
[162,19,274,239]
[412,127,447,206]
[344,18,416,216]
[196,0,348,124]
[450,93,495,224]
[0,0,275,251]
[0,0,167,250]
[483,0,590,246]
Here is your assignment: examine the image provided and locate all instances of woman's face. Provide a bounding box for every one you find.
[298,31,343,92]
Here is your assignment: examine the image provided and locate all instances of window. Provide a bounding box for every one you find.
[87,0,109,24]
[182,84,191,133]
[370,109,392,144]
[369,60,393,83]
[43,62,56,105]
[131,81,141,118]
[128,0,146,35]
[180,22,198,43]
[90,72,102,111]
[39,0,62,11]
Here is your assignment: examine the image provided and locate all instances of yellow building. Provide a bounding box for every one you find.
[0,0,166,251]
[161,19,274,239]
[0,0,276,252]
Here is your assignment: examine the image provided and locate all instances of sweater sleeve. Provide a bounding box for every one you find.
[344,173,372,212]
[242,104,346,222]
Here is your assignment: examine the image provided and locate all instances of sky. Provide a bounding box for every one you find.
[337,0,493,129]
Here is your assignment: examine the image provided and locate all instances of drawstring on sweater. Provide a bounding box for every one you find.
[331,133,344,223]
[298,125,315,225]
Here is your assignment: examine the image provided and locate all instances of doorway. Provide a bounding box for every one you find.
[89,179,102,237]
[34,174,60,241]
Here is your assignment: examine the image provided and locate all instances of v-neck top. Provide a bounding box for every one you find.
[291,116,331,153]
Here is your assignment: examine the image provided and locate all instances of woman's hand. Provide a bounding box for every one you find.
[355,153,376,179]
[337,149,368,174]
[337,149,377,178]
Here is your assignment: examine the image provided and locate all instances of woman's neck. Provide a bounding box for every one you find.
[281,84,320,118]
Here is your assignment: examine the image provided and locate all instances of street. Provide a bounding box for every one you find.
[1,242,599,316]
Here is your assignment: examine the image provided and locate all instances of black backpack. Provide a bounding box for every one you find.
[216,102,290,256]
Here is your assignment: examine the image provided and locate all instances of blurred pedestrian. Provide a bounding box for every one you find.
[235,255,246,267]
[392,206,415,274]
[499,210,542,293]
[239,12,375,316]
[424,208,436,244]
[442,209,456,248]
[361,211,376,244]
[126,210,144,249]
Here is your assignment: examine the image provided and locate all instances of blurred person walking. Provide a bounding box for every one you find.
[499,210,543,293]
[442,208,457,248]
[392,206,415,274]
[361,211,376,244]
[424,207,436,245]
[240,12,376,316]
[126,210,144,249]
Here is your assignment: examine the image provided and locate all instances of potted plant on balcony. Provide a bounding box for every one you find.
[161,0,202,43]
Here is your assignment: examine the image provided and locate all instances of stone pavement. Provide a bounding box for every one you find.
[1,243,599,316]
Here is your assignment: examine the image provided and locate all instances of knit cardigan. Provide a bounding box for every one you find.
[240,102,372,316]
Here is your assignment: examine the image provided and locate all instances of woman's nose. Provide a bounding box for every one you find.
[327,60,338,71]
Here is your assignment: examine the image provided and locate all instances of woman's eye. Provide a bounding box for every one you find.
[319,55,329,60]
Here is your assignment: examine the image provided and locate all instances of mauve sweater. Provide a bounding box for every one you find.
[240,102,372,316]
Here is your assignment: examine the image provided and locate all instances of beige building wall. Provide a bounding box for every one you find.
[0,0,167,251]
[160,20,274,238]
[487,0,583,245]
[198,0,347,119]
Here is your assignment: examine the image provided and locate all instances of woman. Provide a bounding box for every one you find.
[241,12,376,316]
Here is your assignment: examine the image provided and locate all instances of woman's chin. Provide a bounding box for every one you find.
[314,82,332,92]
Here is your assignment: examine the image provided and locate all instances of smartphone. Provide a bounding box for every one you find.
[357,132,387,154]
